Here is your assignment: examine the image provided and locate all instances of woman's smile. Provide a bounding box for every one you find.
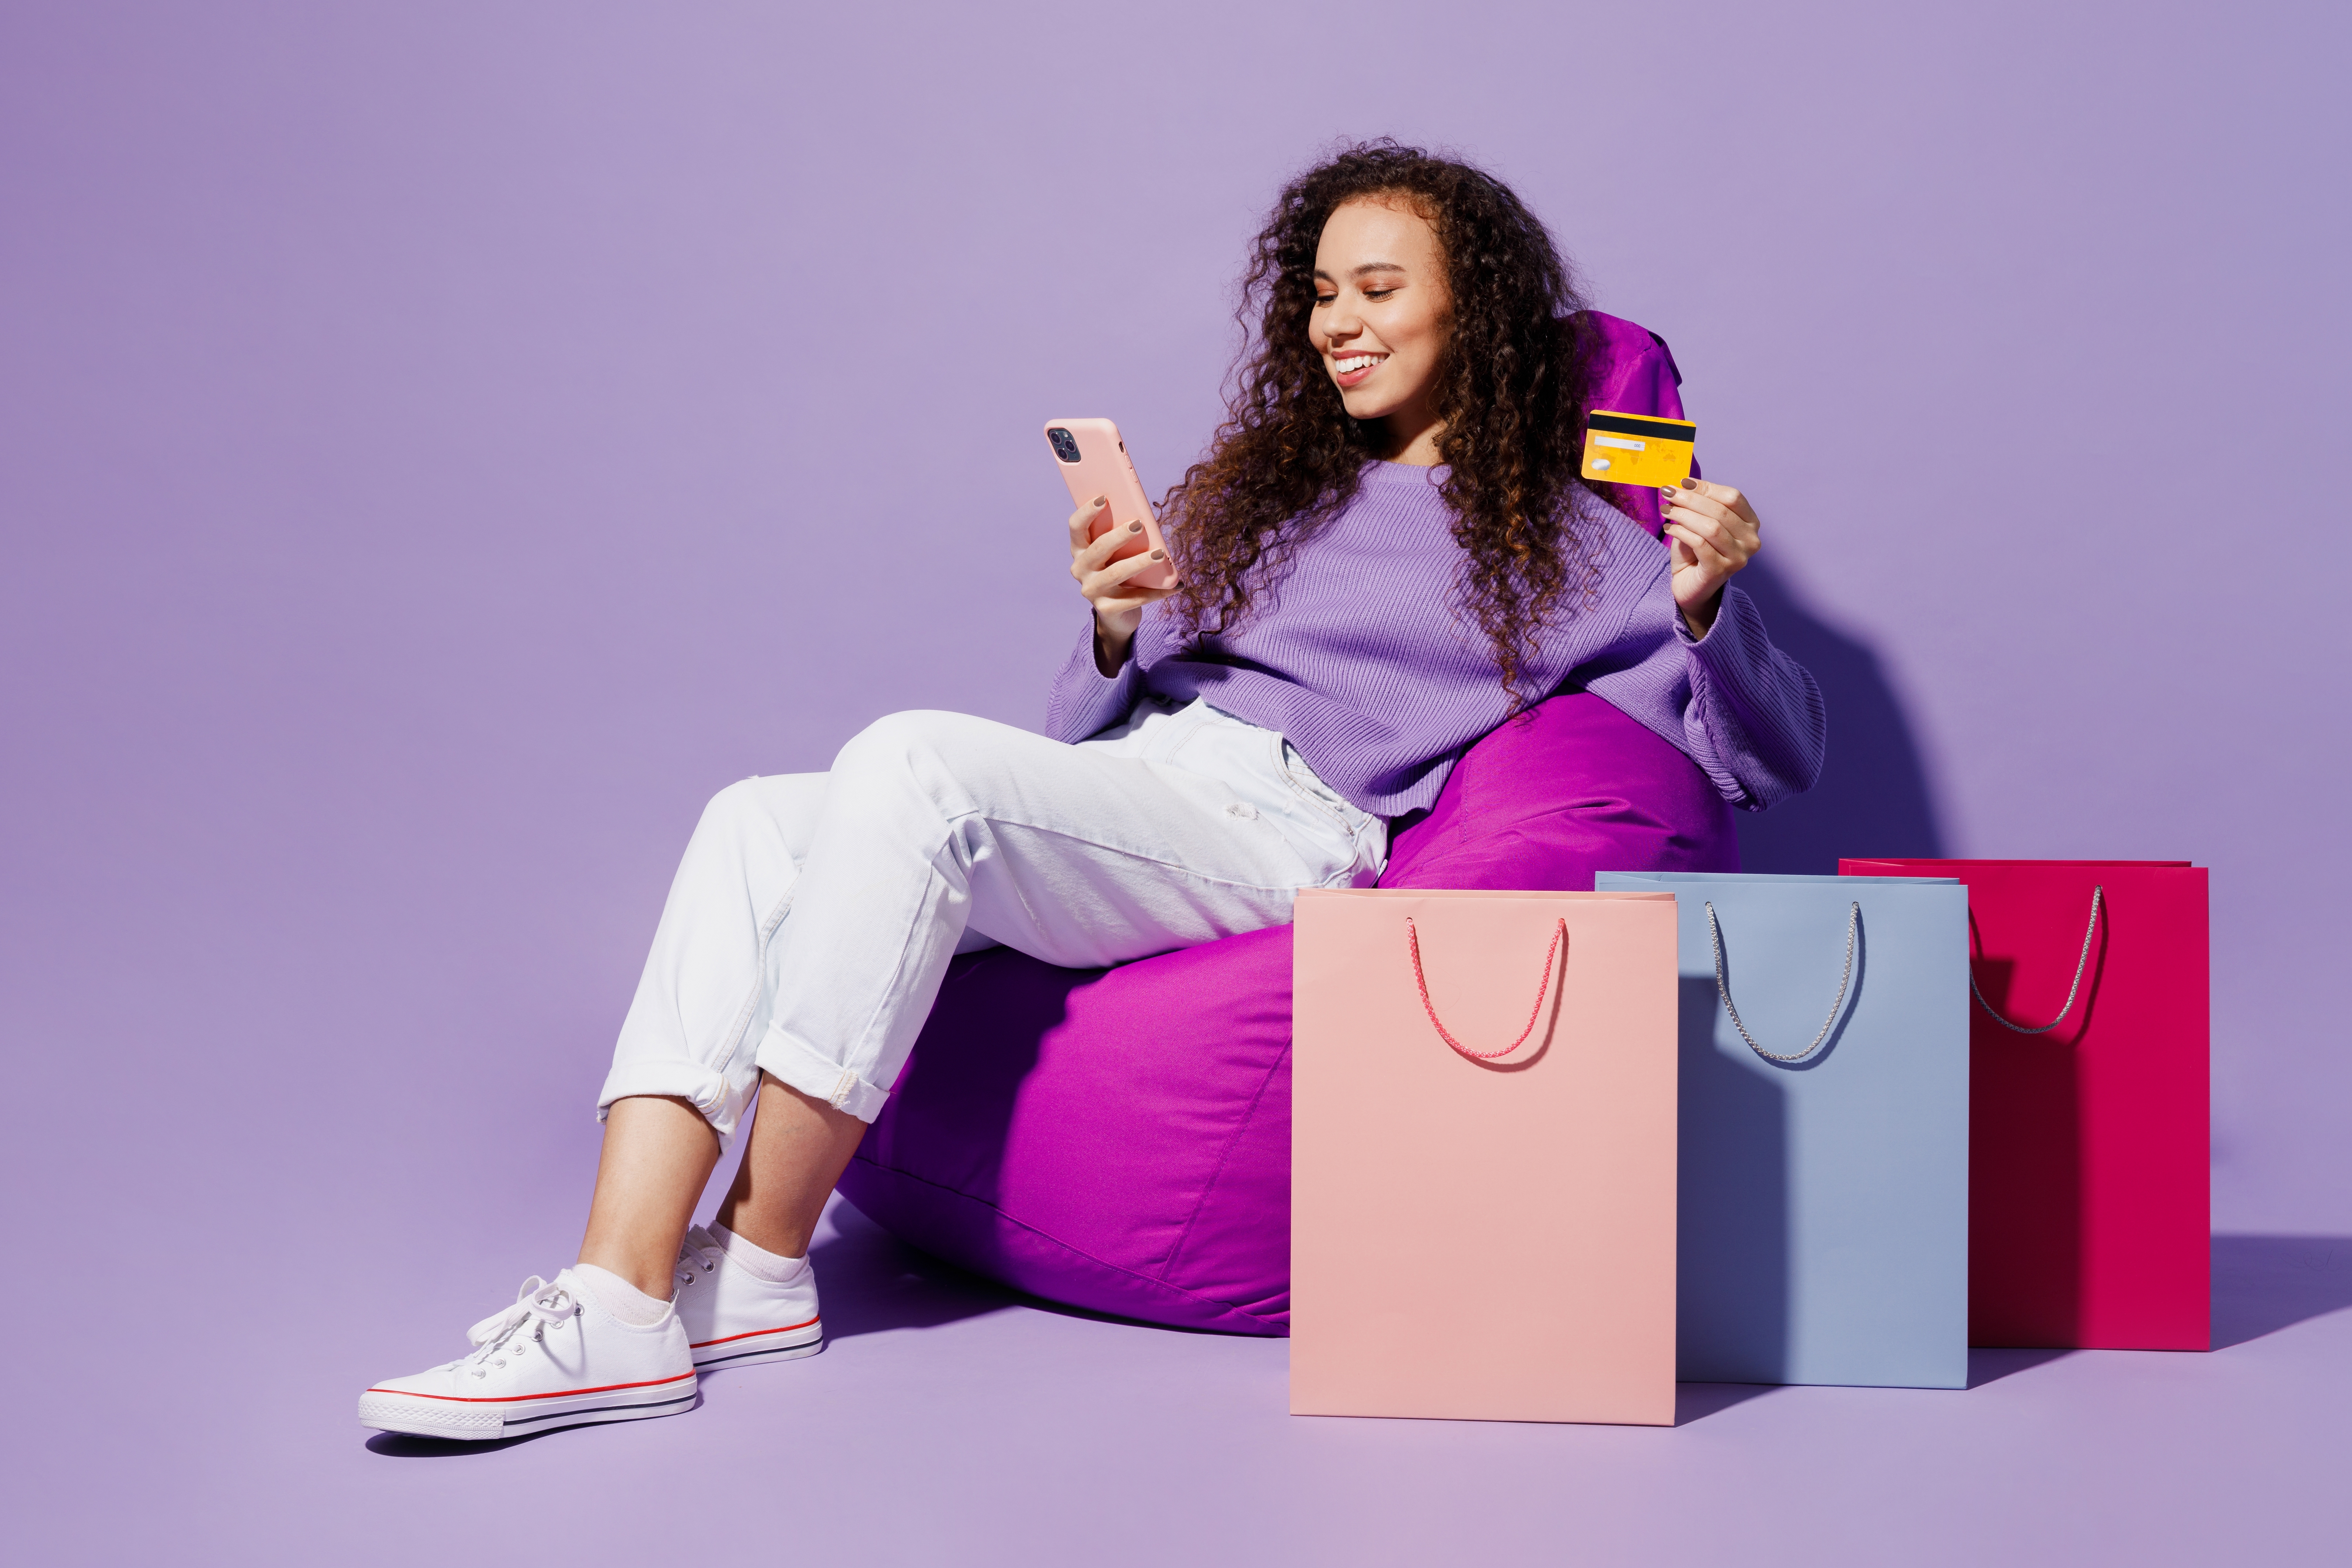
[1310,196,1450,460]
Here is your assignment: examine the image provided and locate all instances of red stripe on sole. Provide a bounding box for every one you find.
[691,1316,820,1350]
[362,1371,697,1405]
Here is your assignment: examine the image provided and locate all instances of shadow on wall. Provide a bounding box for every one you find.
[1734,559,1945,873]
[2210,1235,2352,1350]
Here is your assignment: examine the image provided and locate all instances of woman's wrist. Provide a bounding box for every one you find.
[1679,589,1723,640]
[1093,614,1135,677]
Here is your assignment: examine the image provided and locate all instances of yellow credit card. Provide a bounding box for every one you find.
[1580,411,1697,488]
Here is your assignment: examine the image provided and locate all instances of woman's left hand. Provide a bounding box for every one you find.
[1662,479,1762,638]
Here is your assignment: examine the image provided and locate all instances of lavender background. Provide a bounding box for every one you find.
[4,2,2348,1562]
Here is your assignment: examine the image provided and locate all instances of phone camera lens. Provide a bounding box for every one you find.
[1047,427,1082,464]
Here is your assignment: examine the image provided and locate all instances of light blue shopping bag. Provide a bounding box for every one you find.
[1596,871,1968,1389]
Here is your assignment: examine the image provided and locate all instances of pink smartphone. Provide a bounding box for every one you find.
[1045,418,1177,591]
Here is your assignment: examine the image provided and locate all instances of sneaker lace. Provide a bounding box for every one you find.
[460,1276,577,1373]
[674,1226,723,1292]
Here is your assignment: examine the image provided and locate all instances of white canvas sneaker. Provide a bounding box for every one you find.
[359,1269,697,1441]
[673,1225,824,1370]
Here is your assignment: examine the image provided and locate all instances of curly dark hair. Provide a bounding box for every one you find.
[1161,140,1600,704]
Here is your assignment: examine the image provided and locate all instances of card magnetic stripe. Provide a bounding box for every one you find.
[1585,412,1696,442]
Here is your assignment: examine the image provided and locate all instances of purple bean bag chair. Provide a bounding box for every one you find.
[835,314,1728,1334]
[837,693,1738,1334]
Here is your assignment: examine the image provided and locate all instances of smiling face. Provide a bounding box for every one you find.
[1310,195,1452,459]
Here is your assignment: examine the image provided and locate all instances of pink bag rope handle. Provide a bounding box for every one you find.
[1404,915,1568,1063]
[1969,884,2104,1036]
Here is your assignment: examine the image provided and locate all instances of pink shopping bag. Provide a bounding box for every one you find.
[1291,889,1679,1424]
[1840,860,2209,1349]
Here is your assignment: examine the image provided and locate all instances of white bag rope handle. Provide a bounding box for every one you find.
[1404,915,1567,1063]
[1705,900,1859,1064]
[1970,885,2104,1035]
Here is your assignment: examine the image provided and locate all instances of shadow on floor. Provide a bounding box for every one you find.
[1673,1355,2062,1413]
[1966,1347,2072,1388]
[2211,1234,2352,1350]
[819,1196,1275,1340]
[1674,1382,1781,1424]
[806,1198,1024,1341]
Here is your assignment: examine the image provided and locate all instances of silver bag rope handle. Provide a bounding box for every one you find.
[1705,900,1859,1064]
[1970,885,2104,1035]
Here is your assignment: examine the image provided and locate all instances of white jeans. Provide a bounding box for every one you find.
[597,698,1387,1138]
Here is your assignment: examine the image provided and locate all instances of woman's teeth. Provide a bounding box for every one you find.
[1336,354,1384,374]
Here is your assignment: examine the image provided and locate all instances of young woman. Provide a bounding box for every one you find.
[360,142,1824,1440]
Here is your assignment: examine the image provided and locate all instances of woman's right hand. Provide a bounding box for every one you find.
[1068,495,1176,675]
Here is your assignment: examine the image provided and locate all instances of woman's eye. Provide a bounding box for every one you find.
[1313,294,1336,306]
[1364,287,1397,301]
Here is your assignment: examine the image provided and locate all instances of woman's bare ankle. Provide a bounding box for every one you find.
[713,1074,871,1264]
[576,1094,723,1303]
[709,1202,814,1263]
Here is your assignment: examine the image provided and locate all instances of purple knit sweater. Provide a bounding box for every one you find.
[1046,460,1826,817]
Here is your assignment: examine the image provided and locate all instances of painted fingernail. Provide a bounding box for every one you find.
[1128,520,1144,533]
[1660,486,1677,498]
[1093,494,1107,506]
[1149,549,1165,560]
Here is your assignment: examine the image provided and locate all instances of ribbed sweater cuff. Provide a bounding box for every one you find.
[1678,584,1827,806]
[1043,616,1145,743]
[1681,584,1769,707]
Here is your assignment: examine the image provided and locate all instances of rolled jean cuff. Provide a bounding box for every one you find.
[596,1057,755,1147]
[754,1024,892,1123]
